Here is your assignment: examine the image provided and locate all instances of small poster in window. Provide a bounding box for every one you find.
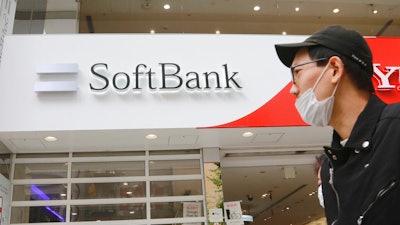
[183,202,201,217]
[183,202,201,225]
[224,201,244,225]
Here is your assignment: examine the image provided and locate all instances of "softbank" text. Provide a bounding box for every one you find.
[89,63,242,93]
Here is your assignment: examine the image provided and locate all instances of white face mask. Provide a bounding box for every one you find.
[295,64,339,127]
[318,185,325,208]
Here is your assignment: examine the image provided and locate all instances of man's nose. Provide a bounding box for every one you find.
[289,84,299,96]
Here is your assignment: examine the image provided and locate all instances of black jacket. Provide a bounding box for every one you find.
[321,95,400,225]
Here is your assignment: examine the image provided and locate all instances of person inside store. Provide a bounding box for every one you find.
[313,154,325,208]
[274,25,400,225]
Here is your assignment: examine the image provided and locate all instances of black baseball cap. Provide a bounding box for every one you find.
[275,25,373,76]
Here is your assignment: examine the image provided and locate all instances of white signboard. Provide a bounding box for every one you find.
[209,208,224,222]
[224,201,244,225]
[0,174,11,225]
[0,34,306,132]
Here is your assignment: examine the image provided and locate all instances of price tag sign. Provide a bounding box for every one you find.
[209,208,223,222]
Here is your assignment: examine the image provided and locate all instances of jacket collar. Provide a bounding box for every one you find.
[331,94,386,151]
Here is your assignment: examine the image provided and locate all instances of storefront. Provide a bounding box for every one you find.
[0,31,327,225]
[1,1,400,224]
[0,30,400,224]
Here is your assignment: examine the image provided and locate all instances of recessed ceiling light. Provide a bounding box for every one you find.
[295,7,299,12]
[242,132,254,137]
[372,9,378,14]
[253,6,260,11]
[44,136,57,142]
[145,134,158,139]
[164,4,170,10]
[333,8,340,13]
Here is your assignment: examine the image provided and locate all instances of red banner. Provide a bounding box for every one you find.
[211,37,400,128]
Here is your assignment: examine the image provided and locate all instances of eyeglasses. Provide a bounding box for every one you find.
[290,58,327,84]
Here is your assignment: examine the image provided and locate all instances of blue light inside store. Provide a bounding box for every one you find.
[30,185,66,222]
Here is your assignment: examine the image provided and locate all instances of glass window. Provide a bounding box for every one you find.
[71,182,146,199]
[14,163,68,179]
[14,0,78,34]
[0,154,11,179]
[70,204,146,221]
[73,151,145,157]
[11,150,205,224]
[16,153,69,158]
[71,161,145,178]
[149,160,201,176]
[150,201,203,219]
[13,184,67,201]
[11,206,66,223]
[157,224,205,225]
[150,180,202,197]
[149,149,200,155]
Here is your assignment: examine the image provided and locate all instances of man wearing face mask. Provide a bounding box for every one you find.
[274,25,400,225]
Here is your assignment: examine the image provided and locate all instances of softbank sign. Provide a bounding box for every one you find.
[35,61,399,95]
[34,62,243,94]
[89,63,242,93]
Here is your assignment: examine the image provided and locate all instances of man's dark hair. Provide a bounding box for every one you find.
[308,46,374,93]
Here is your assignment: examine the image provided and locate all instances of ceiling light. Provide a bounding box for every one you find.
[150,29,155,34]
[295,7,299,12]
[164,4,170,10]
[261,193,267,198]
[44,136,57,142]
[372,9,378,14]
[333,8,340,13]
[253,6,260,11]
[261,192,271,198]
[216,30,220,34]
[242,132,254,137]
[145,134,158,139]
[126,191,132,195]
[282,31,287,35]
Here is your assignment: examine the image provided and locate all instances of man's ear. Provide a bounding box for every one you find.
[328,56,344,84]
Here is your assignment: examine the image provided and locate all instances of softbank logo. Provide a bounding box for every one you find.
[34,63,78,92]
[373,63,400,90]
